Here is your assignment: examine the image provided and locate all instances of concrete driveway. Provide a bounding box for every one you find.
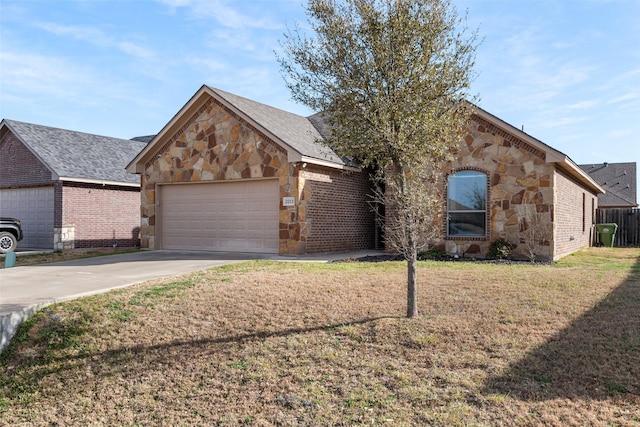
[0,249,382,351]
[0,250,270,316]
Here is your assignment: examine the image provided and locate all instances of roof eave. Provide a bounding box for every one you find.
[556,158,606,194]
[299,155,359,172]
[126,85,212,174]
[60,176,140,188]
[471,108,604,194]
[127,86,349,173]
[1,119,58,180]
[206,86,307,164]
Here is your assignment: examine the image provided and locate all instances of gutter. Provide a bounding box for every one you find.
[555,157,606,195]
[59,177,140,188]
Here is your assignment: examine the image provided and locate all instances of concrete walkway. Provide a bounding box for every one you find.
[0,249,382,352]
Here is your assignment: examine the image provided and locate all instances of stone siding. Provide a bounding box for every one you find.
[140,96,375,255]
[140,97,290,250]
[53,226,75,250]
[445,115,555,259]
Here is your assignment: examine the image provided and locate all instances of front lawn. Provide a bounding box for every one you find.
[0,247,140,269]
[1,247,638,425]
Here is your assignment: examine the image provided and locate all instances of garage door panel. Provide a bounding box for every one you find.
[160,180,278,253]
[0,187,54,249]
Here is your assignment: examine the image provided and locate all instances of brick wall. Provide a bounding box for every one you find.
[140,94,375,255]
[0,131,53,188]
[61,182,140,248]
[303,166,376,253]
[553,169,598,259]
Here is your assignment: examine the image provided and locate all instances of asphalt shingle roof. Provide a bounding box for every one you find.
[3,119,147,185]
[131,135,156,144]
[208,86,345,165]
[579,162,637,208]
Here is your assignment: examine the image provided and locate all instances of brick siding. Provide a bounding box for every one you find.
[61,182,140,248]
[0,132,53,188]
[304,166,376,253]
[553,170,598,259]
[2,129,140,249]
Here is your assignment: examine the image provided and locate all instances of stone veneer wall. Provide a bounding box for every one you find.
[53,226,75,250]
[140,97,290,251]
[139,96,374,255]
[444,115,555,259]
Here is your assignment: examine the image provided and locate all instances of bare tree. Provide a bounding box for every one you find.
[278,0,479,317]
[517,205,552,262]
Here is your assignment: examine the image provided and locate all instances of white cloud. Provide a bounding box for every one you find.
[0,50,91,98]
[157,0,283,30]
[36,22,156,61]
[566,100,599,110]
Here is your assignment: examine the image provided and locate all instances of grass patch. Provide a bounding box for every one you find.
[1,247,638,425]
[0,247,141,268]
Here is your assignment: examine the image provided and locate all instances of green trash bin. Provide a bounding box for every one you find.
[595,223,618,247]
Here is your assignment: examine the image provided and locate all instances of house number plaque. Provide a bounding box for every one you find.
[282,197,295,207]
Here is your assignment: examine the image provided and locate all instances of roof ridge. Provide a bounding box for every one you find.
[3,118,137,142]
[2,119,146,185]
[206,86,307,120]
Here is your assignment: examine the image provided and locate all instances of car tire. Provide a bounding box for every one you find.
[0,231,18,254]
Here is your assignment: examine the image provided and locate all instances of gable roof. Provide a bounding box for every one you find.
[1,119,146,186]
[126,85,604,196]
[127,85,350,174]
[472,107,604,195]
[210,87,345,166]
[131,135,156,144]
[579,162,637,208]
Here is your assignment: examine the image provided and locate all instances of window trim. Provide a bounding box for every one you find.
[445,168,490,240]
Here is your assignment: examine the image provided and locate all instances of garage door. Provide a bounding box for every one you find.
[0,187,54,249]
[159,180,279,253]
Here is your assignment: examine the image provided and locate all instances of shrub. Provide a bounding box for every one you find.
[418,248,447,260]
[487,238,512,260]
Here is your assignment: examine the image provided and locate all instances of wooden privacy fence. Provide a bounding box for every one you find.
[595,208,640,247]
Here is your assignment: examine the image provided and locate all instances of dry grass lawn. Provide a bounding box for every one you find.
[0,247,140,269]
[1,247,638,426]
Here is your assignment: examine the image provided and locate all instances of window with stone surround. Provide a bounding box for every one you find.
[447,170,487,237]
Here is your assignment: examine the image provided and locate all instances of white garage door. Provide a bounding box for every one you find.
[159,180,279,253]
[0,187,54,249]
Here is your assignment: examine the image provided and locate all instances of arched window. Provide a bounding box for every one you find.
[447,170,487,237]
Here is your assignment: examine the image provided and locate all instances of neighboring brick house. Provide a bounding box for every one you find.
[0,119,147,250]
[126,85,603,260]
[579,162,637,209]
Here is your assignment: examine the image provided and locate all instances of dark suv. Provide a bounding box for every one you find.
[0,218,23,254]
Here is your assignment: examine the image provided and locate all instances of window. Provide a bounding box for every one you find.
[447,170,487,237]
[582,193,586,233]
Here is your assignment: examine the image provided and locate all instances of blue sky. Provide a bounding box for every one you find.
[1,0,639,194]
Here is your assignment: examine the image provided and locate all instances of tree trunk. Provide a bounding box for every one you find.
[407,248,418,318]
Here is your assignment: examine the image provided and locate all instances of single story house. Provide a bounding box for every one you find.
[0,119,147,250]
[579,162,637,209]
[126,85,604,260]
